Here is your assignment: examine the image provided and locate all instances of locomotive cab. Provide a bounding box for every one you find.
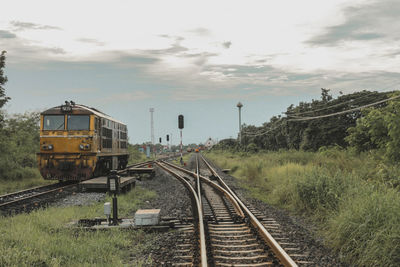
[37,102,128,181]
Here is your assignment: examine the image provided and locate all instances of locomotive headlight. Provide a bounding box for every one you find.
[79,144,91,150]
[42,144,54,150]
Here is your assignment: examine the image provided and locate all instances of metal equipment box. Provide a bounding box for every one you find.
[134,209,160,226]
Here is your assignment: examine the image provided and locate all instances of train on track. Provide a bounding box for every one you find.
[37,101,129,181]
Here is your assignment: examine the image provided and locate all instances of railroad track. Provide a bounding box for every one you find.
[0,182,78,215]
[156,154,314,266]
[0,160,156,216]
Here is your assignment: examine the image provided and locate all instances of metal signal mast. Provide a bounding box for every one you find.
[178,115,184,164]
[149,108,155,152]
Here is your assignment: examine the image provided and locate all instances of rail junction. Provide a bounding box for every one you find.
[156,154,312,266]
[1,155,314,266]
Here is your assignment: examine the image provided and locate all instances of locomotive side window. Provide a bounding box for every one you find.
[94,117,99,132]
[67,115,90,130]
[43,115,65,130]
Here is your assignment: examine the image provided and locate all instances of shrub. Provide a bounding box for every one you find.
[295,169,352,214]
[239,161,263,182]
[246,143,258,153]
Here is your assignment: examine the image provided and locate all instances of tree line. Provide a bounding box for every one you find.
[217,88,400,161]
[0,51,41,180]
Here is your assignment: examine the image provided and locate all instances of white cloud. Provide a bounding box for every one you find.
[1,0,399,100]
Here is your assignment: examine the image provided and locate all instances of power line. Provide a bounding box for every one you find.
[242,94,400,136]
[287,94,400,121]
[285,91,380,116]
[285,84,399,117]
[241,92,399,138]
[242,124,283,137]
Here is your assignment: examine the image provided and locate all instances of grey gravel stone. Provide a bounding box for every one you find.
[54,192,106,207]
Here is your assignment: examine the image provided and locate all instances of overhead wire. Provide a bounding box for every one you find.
[285,92,377,116]
[285,82,399,117]
[242,123,284,137]
[284,90,395,116]
[241,93,400,136]
[287,94,400,121]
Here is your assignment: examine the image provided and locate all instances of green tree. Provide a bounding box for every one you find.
[0,112,40,180]
[240,89,391,152]
[346,93,400,161]
[0,51,10,109]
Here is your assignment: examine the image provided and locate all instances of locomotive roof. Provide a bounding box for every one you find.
[41,104,126,125]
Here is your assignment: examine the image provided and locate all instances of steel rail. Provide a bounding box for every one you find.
[195,154,202,207]
[0,183,77,208]
[200,154,298,267]
[155,161,208,267]
[0,159,153,203]
[0,183,60,202]
[118,160,154,174]
[160,160,245,218]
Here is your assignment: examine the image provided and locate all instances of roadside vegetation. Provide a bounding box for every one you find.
[0,187,157,266]
[237,88,395,152]
[0,112,53,195]
[127,144,148,164]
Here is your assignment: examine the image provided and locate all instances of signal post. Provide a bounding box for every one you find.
[178,115,184,165]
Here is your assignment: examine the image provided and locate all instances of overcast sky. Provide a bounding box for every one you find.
[1,0,399,144]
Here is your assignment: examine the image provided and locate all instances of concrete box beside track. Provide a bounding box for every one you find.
[134,209,160,226]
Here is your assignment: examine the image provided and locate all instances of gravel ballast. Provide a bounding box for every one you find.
[130,166,194,266]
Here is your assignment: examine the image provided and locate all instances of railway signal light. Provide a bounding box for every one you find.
[107,170,120,195]
[178,115,184,129]
[107,170,120,225]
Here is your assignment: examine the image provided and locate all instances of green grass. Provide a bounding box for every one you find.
[128,149,148,165]
[205,149,400,266]
[326,186,400,266]
[171,153,191,165]
[0,187,157,266]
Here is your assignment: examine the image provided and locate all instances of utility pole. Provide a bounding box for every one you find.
[149,108,155,157]
[237,102,243,144]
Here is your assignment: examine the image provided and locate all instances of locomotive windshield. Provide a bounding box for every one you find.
[67,115,90,130]
[43,115,65,130]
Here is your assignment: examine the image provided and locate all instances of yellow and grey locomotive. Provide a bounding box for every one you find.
[37,101,128,181]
